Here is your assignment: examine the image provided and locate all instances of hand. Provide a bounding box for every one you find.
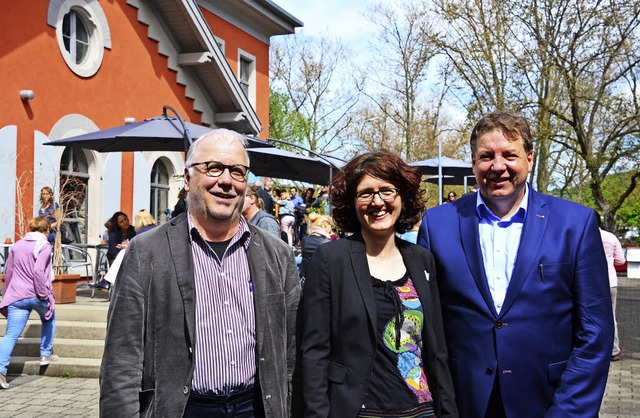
[116,240,129,250]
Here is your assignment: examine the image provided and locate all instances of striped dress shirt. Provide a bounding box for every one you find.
[188,214,256,395]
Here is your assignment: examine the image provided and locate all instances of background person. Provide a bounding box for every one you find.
[299,212,334,278]
[106,211,136,263]
[0,216,58,389]
[275,189,296,246]
[418,111,613,417]
[598,218,627,361]
[296,150,457,417]
[38,186,59,244]
[242,187,281,238]
[171,187,187,219]
[134,209,157,235]
[254,179,276,216]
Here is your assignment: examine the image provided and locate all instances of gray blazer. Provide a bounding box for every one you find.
[99,214,301,417]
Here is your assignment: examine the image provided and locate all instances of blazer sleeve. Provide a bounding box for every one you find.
[546,210,613,416]
[423,252,458,417]
[100,239,146,417]
[417,213,430,250]
[298,244,333,417]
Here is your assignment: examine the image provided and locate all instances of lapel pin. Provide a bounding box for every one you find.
[536,214,545,219]
[424,270,430,282]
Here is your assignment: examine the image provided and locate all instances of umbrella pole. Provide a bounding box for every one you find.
[438,139,443,205]
[163,105,193,153]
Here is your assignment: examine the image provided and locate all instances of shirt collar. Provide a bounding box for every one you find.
[187,210,252,251]
[476,183,529,224]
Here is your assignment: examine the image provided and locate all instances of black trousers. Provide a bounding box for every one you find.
[183,387,265,418]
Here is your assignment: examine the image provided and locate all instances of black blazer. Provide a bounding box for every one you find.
[296,234,457,418]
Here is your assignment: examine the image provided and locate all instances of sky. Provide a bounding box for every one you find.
[273,0,377,49]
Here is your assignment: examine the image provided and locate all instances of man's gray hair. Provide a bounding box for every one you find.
[185,128,250,168]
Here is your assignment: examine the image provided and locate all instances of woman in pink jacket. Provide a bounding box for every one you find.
[0,216,58,389]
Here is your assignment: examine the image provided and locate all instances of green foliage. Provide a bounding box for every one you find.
[269,90,310,147]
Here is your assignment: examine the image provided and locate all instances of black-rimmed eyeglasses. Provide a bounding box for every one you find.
[188,161,250,182]
[355,187,399,203]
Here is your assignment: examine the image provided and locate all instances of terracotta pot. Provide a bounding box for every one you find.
[1,273,80,304]
[52,274,80,304]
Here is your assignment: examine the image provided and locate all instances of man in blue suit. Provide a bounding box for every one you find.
[418,111,613,418]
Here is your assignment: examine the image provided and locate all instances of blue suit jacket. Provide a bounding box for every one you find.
[418,188,613,418]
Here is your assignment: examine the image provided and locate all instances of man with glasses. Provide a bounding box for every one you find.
[100,129,301,418]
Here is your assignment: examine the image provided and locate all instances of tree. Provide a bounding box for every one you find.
[270,34,360,154]
[269,90,310,151]
[433,0,640,231]
[517,0,640,230]
[362,1,439,161]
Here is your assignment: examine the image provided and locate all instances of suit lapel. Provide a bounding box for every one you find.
[246,227,266,354]
[400,242,434,322]
[500,190,549,316]
[167,215,197,350]
[458,199,498,317]
[348,235,377,332]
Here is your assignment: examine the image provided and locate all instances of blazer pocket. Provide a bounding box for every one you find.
[327,362,349,384]
[539,262,570,279]
[547,360,567,385]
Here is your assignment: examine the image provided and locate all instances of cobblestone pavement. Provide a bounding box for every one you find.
[1,278,639,417]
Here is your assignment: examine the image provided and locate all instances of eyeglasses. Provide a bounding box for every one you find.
[355,187,399,203]
[188,161,250,182]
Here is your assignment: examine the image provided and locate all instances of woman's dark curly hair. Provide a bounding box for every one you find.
[330,150,425,234]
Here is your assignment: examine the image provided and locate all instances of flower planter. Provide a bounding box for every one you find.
[52,274,80,304]
[1,273,80,304]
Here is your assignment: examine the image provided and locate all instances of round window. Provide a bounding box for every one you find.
[49,1,111,78]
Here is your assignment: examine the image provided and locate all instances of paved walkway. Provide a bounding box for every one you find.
[1,279,639,417]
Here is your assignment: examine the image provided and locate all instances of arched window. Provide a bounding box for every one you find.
[150,160,170,225]
[60,147,89,244]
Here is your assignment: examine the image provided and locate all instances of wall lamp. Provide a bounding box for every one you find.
[19,90,35,101]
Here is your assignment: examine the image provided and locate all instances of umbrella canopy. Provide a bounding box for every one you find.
[410,156,473,177]
[247,147,335,185]
[44,113,270,152]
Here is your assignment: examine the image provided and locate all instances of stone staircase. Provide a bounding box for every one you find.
[0,286,108,378]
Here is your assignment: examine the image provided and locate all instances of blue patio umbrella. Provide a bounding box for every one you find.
[44,106,270,152]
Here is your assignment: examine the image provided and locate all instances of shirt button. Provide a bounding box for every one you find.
[224,300,229,305]
[227,329,233,334]
[231,360,236,366]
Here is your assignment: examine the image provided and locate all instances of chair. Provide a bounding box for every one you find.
[61,244,94,282]
[91,244,110,298]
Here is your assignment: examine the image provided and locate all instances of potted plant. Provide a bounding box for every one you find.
[49,175,87,304]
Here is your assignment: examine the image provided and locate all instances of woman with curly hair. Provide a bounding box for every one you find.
[296,150,457,418]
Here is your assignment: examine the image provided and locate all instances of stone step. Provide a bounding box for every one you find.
[1,320,106,340]
[51,303,109,323]
[7,356,101,378]
[10,337,104,359]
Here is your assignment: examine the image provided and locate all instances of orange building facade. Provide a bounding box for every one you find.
[0,0,300,245]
